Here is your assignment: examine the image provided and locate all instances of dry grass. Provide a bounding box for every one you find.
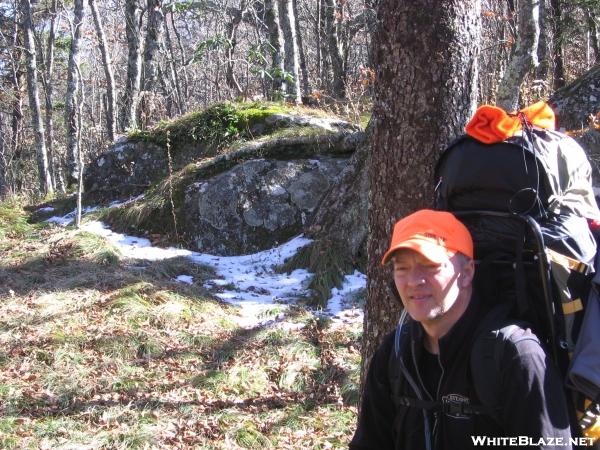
[0,201,361,449]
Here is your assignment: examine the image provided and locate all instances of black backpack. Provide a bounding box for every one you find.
[433,127,600,443]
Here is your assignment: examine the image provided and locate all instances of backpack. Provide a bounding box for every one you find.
[431,104,600,443]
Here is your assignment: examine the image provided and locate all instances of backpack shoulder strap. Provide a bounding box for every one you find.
[470,321,537,425]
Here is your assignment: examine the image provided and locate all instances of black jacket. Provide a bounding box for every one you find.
[349,297,573,450]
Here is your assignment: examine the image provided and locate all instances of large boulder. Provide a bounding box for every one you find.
[182,156,348,255]
[84,107,360,203]
[84,137,166,200]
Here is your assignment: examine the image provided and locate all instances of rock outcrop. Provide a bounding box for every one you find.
[87,104,364,255]
[183,157,348,255]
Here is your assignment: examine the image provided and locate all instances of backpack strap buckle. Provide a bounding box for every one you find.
[442,396,467,416]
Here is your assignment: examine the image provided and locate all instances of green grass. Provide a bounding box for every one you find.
[0,197,361,448]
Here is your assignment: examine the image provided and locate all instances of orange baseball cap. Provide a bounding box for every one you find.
[381,209,473,265]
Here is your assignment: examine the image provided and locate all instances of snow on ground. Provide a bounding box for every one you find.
[46,206,99,226]
[46,205,365,329]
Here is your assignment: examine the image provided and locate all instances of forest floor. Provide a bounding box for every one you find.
[0,199,363,449]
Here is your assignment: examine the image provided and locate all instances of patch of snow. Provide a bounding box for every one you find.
[108,194,145,209]
[46,206,99,226]
[81,221,192,261]
[37,206,55,212]
[97,157,106,167]
[326,270,366,325]
[176,275,194,285]
[48,205,365,330]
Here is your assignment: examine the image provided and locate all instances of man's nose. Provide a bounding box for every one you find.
[406,268,426,286]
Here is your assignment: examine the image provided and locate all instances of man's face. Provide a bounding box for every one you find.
[392,249,473,327]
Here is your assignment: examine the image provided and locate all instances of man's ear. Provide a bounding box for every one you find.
[459,259,475,288]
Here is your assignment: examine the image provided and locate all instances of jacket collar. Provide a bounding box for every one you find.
[408,292,486,365]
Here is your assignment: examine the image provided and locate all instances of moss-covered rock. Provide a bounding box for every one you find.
[92,102,363,255]
[84,102,360,202]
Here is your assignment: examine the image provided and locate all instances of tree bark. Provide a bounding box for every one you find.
[143,0,165,92]
[280,0,302,103]
[0,114,8,199]
[496,0,540,111]
[121,0,143,130]
[42,0,58,191]
[293,0,310,97]
[9,10,25,186]
[89,0,117,142]
[586,6,599,64]
[20,0,53,195]
[65,0,85,188]
[324,0,346,99]
[264,0,286,98]
[363,0,480,390]
[306,128,369,258]
[550,0,566,89]
[225,1,249,97]
[536,0,551,83]
[549,64,600,130]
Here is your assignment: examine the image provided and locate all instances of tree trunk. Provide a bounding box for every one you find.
[293,0,310,97]
[121,0,143,130]
[315,0,322,89]
[143,0,165,92]
[65,0,85,188]
[324,0,346,99]
[0,115,8,199]
[550,0,566,89]
[89,0,117,142]
[363,0,480,390]
[42,0,58,191]
[20,0,53,195]
[536,0,551,83]
[225,1,248,97]
[549,64,600,130]
[496,0,540,111]
[306,128,369,258]
[264,0,286,98]
[280,0,302,103]
[10,13,25,187]
[586,6,599,64]
[164,12,184,115]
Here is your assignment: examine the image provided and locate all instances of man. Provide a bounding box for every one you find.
[350,209,572,450]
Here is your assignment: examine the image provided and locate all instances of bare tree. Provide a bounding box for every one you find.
[121,0,143,130]
[225,0,250,97]
[280,0,302,103]
[264,0,286,98]
[293,0,310,96]
[550,0,566,89]
[363,0,480,386]
[89,0,117,141]
[143,0,165,91]
[20,0,53,194]
[496,0,540,111]
[41,0,58,190]
[585,5,599,64]
[65,0,85,188]
[324,0,346,99]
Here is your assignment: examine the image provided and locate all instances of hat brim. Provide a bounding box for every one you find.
[381,238,454,266]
